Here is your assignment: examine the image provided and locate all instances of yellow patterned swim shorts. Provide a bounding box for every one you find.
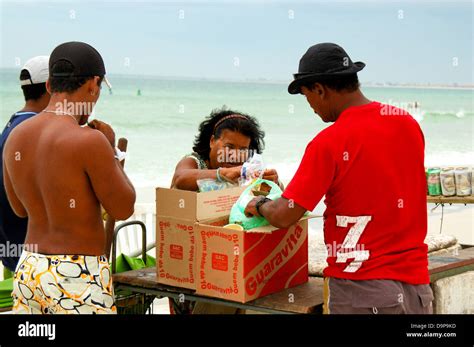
[12,251,116,314]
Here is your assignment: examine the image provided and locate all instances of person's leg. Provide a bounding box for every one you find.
[324,277,360,314]
[46,254,117,314]
[400,282,434,314]
[325,277,412,314]
[12,251,44,314]
[13,251,116,314]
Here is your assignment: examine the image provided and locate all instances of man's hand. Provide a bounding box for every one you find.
[244,196,264,218]
[88,119,116,148]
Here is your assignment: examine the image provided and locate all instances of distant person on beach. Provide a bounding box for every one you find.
[3,42,136,314]
[171,107,281,191]
[245,43,433,314]
[0,56,50,279]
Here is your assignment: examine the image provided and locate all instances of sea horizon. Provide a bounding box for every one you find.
[1,67,473,90]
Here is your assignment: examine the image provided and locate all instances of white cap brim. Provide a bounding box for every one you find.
[103,76,112,90]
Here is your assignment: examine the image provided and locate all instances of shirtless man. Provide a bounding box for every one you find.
[2,42,135,314]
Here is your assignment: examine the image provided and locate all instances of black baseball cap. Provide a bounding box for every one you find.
[49,41,112,89]
[288,42,365,94]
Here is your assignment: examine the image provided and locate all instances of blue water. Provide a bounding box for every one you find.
[1,70,472,188]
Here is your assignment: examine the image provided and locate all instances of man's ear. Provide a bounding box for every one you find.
[210,135,216,148]
[46,78,52,94]
[313,83,325,98]
[88,76,101,96]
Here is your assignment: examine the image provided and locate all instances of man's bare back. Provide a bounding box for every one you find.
[2,112,135,256]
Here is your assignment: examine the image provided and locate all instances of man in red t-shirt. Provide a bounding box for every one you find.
[245,43,433,314]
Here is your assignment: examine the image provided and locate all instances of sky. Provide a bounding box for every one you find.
[0,0,472,84]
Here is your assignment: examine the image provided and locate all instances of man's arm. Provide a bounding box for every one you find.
[245,196,306,229]
[84,131,136,221]
[2,147,27,218]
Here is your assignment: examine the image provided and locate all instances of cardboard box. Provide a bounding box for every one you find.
[196,216,309,303]
[156,216,196,289]
[156,187,245,289]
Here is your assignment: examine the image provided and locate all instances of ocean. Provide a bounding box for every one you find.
[1,69,473,193]
[1,69,473,246]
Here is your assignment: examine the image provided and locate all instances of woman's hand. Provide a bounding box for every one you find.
[219,166,242,183]
[262,168,279,184]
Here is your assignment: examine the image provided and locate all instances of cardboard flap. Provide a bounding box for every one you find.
[196,222,229,233]
[195,186,245,221]
[156,186,245,221]
[156,187,197,220]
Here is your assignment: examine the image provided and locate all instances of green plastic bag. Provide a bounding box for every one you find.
[0,278,13,308]
[229,178,282,230]
[113,254,156,298]
[113,253,156,274]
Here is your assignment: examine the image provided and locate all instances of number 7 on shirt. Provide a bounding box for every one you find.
[335,215,372,273]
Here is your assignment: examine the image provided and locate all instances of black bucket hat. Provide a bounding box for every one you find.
[288,42,365,94]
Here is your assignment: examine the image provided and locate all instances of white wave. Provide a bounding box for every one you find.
[412,109,425,122]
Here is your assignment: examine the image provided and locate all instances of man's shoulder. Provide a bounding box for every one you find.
[74,127,112,155]
[3,112,45,144]
[308,124,338,148]
[379,102,409,115]
[378,102,419,123]
[3,111,37,130]
[76,127,116,168]
[77,126,105,142]
[2,117,29,151]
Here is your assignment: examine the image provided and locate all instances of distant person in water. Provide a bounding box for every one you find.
[171,107,281,191]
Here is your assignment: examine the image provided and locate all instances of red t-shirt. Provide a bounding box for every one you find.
[282,102,429,284]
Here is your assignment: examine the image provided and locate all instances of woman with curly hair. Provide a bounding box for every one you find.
[171,107,281,191]
[169,107,281,314]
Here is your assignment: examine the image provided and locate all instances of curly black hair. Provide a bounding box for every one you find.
[192,107,265,161]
